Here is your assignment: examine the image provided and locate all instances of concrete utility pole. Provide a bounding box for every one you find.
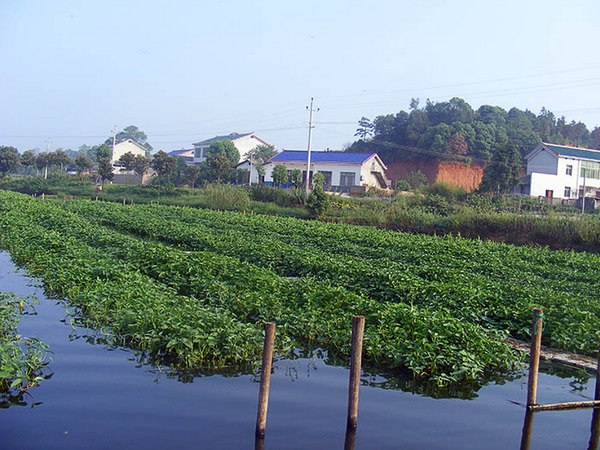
[305,98,319,196]
[112,125,117,154]
[44,139,52,179]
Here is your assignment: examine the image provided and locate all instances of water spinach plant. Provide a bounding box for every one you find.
[0,292,51,406]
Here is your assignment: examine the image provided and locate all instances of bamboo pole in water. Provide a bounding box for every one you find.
[519,410,535,450]
[255,322,276,438]
[529,401,600,412]
[347,316,365,430]
[526,308,544,408]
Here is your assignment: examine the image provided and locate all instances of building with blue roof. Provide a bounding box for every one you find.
[263,150,390,192]
[521,142,600,200]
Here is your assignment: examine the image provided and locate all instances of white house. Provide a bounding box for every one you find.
[520,142,600,200]
[263,150,390,191]
[111,139,148,173]
[192,132,272,164]
[235,159,262,185]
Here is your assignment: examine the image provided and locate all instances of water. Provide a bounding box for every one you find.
[0,251,597,449]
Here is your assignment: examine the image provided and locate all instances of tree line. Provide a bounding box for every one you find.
[0,125,277,188]
[349,97,600,192]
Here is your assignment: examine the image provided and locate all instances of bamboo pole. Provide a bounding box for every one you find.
[591,346,600,450]
[255,322,276,438]
[529,400,600,412]
[519,411,535,450]
[526,308,544,408]
[344,426,357,450]
[347,316,365,430]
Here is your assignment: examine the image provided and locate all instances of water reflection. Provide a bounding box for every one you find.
[589,408,600,450]
[519,410,535,450]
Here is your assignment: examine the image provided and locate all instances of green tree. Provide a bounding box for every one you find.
[480,142,522,193]
[106,125,153,152]
[50,149,71,173]
[117,152,136,171]
[271,164,288,187]
[35,152,52,179]
[187,164,201,188]
[207,140,240,166]
[132,155,151,179]
[95,144,114,183]
[20,150,37,172]
[74,155,94,175]
[306,172,329,217]
[151,151,176,185]
[247,144,276,177]
[0,146,19,177]
[590,127,600,150]
[355,117,374,140]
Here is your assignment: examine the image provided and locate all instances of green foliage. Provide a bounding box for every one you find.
[405,170,428,189]
[0,146,20,177]
[394,180,412,192]
[348,98,597,164]
[421,182,467,201]
[106,125,152,152]
[201,140,240,183]
[151,151,176,185]
[480,142,522,193]
[200,182,251,211]
[271,164,288,186]
[0,292,51,405]
[249,185,299,207]
[306,172,329,217]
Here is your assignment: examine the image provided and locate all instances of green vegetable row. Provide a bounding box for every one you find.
[61,199,600,355]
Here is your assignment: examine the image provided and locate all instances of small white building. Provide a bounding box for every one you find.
[235,159,262,185]
[263,150,390,191]
[520,142,600,200]
[192,132,272,164]
[111,139,148,173]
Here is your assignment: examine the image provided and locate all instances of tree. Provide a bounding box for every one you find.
[201,140,240,182]
[35,152,52,179]
[187,164,201,188]
[96,144,114,184]
[20,150,37,172]
[480,142,522,193]
[150,151,176,185]
[448,134,468,156]
[50,149,71,173]
[247,144,277,177]
[590,127,600,150]
[74,155,94,175]
[271,164,288,187]
[106,125,153,152]
[355,117,374,140]
[0,146,19,177]
[117,152,136,171]
[131,155,151,178]
[306,172,329,217]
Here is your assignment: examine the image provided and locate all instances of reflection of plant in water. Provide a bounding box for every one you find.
[0,292,52,408]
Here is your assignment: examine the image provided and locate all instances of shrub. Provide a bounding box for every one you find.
[421,182,467,201]
[201,183,250,211]
[394,179,412,192]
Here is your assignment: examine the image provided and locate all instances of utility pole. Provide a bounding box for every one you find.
[44,139,52,179]
[305,98,319,196]
[112,125,117,155]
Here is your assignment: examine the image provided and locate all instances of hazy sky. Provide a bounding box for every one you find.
[1,0,599,153]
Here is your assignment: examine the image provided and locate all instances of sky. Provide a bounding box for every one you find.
[1,0,599,153]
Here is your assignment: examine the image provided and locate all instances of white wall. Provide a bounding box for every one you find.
[111,140,146,164]
[264,161,362,186]
[193,135,270,164]
[236,160,260,184]
[528,156,600,199]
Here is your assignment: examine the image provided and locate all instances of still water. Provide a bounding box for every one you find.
[0,252,597,449]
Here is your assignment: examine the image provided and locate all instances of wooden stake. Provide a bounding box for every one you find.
[255,322,276,438]
[526,308,544,407]
[347,316,365,430]
[344,427,357,450]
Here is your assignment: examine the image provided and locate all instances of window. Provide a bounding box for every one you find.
[581,161,600,179]
[565,165,572,176]
[318,171,332,187]
[564,186,571,198]
[340,172,356,186]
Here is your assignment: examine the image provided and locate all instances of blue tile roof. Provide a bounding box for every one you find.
[269,151,374,164]
[544,143,600,162]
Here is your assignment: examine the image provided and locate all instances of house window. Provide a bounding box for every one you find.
[564,186,571,198]
[340,172,356,186]
[581,161,600,180]
[318,171,332,187]
[565,165,572,176]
